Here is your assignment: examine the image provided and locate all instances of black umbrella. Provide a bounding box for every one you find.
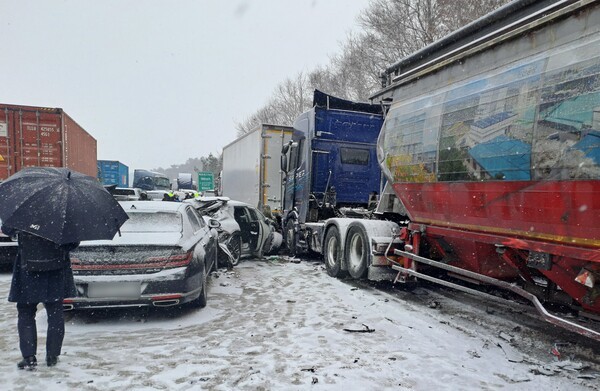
[0,167,129,244]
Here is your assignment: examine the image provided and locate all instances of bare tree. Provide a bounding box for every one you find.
[236,0,512,134]
[270,72,312,125]
[348,0,511,99]
[235,104,280,136]
[235,72,314,136]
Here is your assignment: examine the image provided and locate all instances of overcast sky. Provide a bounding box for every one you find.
[0,0,368,171]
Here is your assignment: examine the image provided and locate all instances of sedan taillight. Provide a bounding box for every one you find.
[147,250,193,268]
[70,247,193,271]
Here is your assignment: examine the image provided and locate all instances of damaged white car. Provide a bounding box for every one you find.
[188,197,282,266]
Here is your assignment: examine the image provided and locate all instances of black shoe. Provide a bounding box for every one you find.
[17,356,37,370]
[46,356,58,367]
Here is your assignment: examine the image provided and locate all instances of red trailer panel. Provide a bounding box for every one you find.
[62,111,97,177]
[0,104,97,179]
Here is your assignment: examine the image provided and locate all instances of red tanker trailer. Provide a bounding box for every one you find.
[366,0,600,340]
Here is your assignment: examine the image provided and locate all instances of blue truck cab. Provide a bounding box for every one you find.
[133,169,171,191]
[282,90,384,254]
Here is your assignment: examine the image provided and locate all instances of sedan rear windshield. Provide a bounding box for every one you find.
[121,211,182,233]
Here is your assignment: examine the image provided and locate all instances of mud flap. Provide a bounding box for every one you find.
[367,265,397,281]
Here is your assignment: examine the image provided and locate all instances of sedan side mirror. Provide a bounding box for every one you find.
[208,219,221,229]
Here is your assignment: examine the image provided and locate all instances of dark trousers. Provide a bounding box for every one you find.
[17,302,65,358]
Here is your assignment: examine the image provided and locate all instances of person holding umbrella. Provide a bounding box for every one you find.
[2,226,80,369]
[0,167,128,370]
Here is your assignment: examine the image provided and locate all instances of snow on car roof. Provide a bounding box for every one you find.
[227,200,252,207]
[118,200,186,212]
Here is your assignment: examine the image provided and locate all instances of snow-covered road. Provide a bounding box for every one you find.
[0,258,598,390]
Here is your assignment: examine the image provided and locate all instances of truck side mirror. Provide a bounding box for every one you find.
[280,154,288,173]
[282,141,291,154]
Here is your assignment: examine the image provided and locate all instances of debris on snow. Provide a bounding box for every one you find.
[190,377,210,384]
[530,365,559,376]
[494,372,532,383]
[428,300,441,309]
[301,366,317,373]
[498,331,514,343]
[550,342,570,359]
[385,317,412,329]
[553,360,588,371]
[577,374,598,379]
[529,360,590,377]
[496,342,524,363]
[311,377,318,384]
[343,324,375,333]
[467,350,481,358]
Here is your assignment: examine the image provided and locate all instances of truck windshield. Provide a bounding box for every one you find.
[135,173,171,190]
[153,176,171,190]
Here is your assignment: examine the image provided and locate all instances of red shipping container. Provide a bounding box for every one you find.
[0,103,97,179]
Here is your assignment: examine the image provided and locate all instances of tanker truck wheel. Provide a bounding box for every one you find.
[345,225,369,279]
[324,226,346,278]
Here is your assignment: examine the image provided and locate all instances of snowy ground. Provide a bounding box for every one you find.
[0,257,599,390]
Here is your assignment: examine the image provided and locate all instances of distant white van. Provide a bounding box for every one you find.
[111,187,147,201]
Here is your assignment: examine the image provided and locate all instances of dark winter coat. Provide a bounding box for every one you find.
[6,230,78,304]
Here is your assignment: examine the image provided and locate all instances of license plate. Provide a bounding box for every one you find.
[87,282,141,299]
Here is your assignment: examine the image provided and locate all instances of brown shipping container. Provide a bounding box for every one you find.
[0,103,97,180]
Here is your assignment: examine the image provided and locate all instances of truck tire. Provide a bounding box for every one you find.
[324,226,346,278]
[345,225,369,279]
[285,219,297,257]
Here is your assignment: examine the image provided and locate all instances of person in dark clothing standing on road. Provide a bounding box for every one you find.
[3,227,79,370]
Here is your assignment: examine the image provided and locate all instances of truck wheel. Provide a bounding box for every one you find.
[345,225,369,279]
[324,226,346,278]
[285,219,297,257]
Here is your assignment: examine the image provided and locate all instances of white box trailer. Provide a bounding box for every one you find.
[221,124,293,213]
